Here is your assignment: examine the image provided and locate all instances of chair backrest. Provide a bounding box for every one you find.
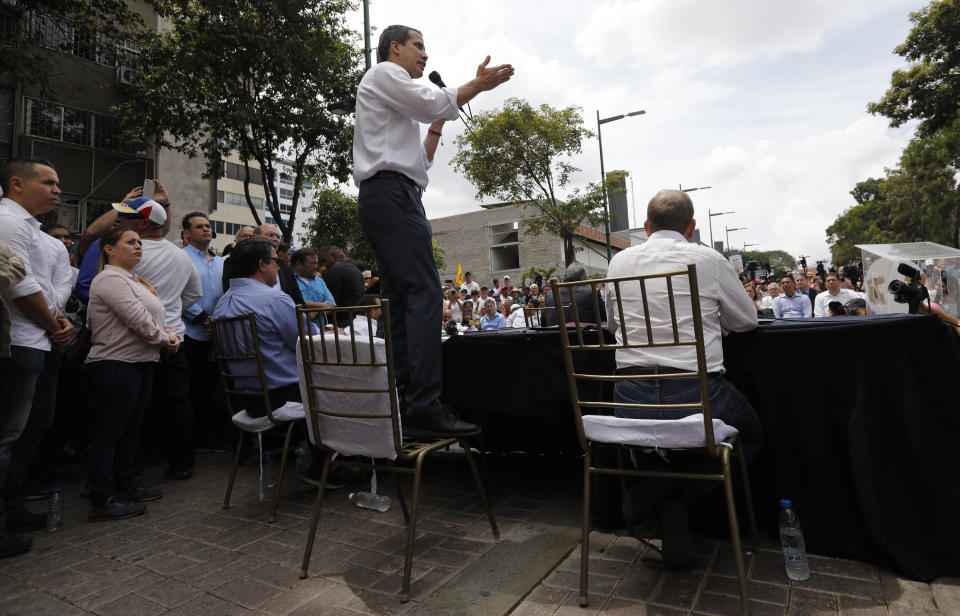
[550,264,720,456]
[296,301,401,460]
[524,306,550,328]
[210,312,275,421]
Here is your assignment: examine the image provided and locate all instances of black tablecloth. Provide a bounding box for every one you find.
[440,315,960,582]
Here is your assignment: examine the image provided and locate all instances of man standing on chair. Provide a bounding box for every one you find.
[353,24,513,438]
[605,189,764,568]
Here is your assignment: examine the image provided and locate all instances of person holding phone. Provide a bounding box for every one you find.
[85,219,179,521]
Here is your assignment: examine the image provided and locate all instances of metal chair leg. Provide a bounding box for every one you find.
[299,450,333,579]
[735,440,758,550]
[223,431,245,510]
[387,460,410,524]
[722,447,750,616]
[580,449,591,607]
[270,422,296,523]
[400,449,428,603]
[460,440,499,538]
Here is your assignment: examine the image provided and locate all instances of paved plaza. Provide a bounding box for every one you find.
[1,451,957,615]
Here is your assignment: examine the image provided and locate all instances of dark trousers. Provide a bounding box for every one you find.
[183,336,229,445]
[358,175,443,418]
[148,347,195,472]
[234,383,302,419]
[2,348,59,513]
[86,361,154,505]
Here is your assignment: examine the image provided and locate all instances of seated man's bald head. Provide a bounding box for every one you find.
[646,189,695,235]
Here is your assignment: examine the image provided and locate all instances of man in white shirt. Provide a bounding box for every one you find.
[759,283,779,310]
[459,272,480,295]
[118,195,202,480]
[0,158,74,557]
[772,274,812,319]
[605,189,763,568]
[814,272,861,317]
[353,24,512,438]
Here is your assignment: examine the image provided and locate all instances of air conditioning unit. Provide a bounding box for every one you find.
[117,64,135,85]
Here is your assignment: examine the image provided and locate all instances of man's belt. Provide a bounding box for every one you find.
[362,170,423,195]
[614,365,721,378]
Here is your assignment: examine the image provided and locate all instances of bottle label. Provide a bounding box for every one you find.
[788,553,804,566]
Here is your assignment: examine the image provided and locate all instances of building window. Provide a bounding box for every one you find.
[24,97,143,154]
[224,161,263,185]
[489,221,520,271]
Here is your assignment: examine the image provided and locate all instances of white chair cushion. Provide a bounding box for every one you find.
[297,336,398,461]
[231,401,305,433]
[581,413,739,449]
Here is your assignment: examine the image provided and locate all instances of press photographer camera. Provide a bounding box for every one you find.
[887,263,929,314]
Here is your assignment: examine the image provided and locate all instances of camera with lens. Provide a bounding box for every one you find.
[887,263,929,314]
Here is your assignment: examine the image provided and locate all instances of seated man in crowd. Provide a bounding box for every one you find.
[772,274,812,319]
[222,224,304,307]
[542,262,600,326]
[212,239,316,416]
[292,248,336,325]
[814,272,860,317]
[760,282,778,309]
[345,295,383,339]
[605,189,764,569]
[480,297,506,330]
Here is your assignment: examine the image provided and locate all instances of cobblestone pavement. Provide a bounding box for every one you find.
[1,451,957,615]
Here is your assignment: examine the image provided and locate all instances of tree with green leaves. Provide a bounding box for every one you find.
[1,0,145,94]
[115,0,362,243]
[452,98,620,266]
[300,187,374,267]
[740,250,797,277]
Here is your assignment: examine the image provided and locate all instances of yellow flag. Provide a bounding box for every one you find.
[455,263,463,286]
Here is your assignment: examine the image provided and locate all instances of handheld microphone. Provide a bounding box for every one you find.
[897,262,921,280]
[429,71,465,113]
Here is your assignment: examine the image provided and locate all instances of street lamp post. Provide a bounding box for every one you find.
[725,226,747,253]
[743,242,760,252]
[598,109,645,262]
[362,0,372,70]
[708,208,733,252]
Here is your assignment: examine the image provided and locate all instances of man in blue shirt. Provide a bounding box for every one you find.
[479,298,506,330]
[180,212,230,450]
[773,274,812,319]
[292,248,335,325]
[213,239,315,417]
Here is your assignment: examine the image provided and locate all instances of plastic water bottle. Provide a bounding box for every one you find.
[779,499,810,580]
[264,452,277,490]
[349,491,391,512]
[47,488,63,532]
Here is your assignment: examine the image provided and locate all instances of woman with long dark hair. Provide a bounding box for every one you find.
[85,225,179,520]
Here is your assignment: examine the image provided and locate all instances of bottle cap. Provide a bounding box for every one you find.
[52,487,62,493]
[780,498,792,507]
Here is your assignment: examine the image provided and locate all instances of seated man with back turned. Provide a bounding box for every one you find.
[542,261,600,326]
[605,189,763,569]
[212,239,316,416]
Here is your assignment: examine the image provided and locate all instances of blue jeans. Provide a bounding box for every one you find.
[86,360,155,505]
[614,374,763,459]
[0,346,51,525]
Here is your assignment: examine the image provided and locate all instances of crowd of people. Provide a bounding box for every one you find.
[0,158,382,558]
[742,269,867,318]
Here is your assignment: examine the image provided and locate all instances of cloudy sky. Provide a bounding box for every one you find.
[340,0,926,262]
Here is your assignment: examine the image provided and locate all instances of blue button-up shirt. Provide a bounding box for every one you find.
[295,273,335,306]
[75,238,100,304]
[182,245,225,341]
[212,277,317,391]
[480,312,507,330]
[773,292,812,319]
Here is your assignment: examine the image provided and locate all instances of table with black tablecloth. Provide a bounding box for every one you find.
[440,315,960,582]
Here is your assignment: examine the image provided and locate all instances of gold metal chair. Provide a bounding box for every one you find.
[296,301,499,602]
[550,266,757,614]
[210,312,303,523]
[523,306,551,328]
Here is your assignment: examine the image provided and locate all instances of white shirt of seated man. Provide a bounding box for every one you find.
[605,190,758,374]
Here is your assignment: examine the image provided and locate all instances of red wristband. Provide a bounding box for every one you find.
[428,128,442,136]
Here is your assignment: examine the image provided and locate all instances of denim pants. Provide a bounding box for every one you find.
[86,360,155,505]
[0,346,58,519]
[358,175,443,418]
[614,374,764,460]
[0,346,50,525]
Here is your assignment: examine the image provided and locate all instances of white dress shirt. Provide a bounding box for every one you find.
[352,61,460,188]
[813,288,861,317]
[605,230,758,373]
[0,197,72,351]
[135,239,202,337]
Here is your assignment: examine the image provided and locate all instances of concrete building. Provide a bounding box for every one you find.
[0,1,209,243]
[430,201,630,287]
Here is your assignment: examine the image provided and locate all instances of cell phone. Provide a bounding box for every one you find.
[142,179,155,200]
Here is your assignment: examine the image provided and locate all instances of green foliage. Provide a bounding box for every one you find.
[115,0,363,243]
[740,250,797,276]
[432,239,446,271]
[300,187,374,267]
[867,0,960,139]
[0,0,145,94]
[452,98,619,265]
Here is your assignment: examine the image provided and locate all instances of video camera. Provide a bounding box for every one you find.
[888,263,930,314]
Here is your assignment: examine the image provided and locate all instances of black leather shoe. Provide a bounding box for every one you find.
[125,485,163,502]
[89,497,146,522]
[5,508,46,533]
[0,531,32,558]
[165,468,193,481]
[404,404,482,440]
